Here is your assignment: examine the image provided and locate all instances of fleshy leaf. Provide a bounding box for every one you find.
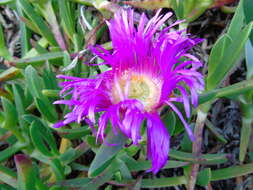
[207,0,253,90]
[88,131,127,177]
[15,154,36,190]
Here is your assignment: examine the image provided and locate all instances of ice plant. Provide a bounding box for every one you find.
[54,9,204,173]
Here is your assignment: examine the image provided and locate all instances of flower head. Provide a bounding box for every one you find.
[54,9,204,174]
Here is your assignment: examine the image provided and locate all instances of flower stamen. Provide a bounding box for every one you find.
[112,71,161,111]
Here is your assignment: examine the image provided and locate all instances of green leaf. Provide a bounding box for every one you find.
[86,135,100,148]
[22,38,48,58]
[59,169,124,189]
[40,1,67,50]
[16,52,64,68]
[0,165,17,188]
[183,0,195,19]
[118,159,132,179]
[22,114,43,124]
[60,175,187,188]
[170,149,229,164]
[18,0,57,46]
[162,111,176,135]
[24,65,44,98]
[30,120,59,157]
[19,15,40,35]
[207,34,231,78]
[58,0,75,39]
[205,119,227,144]
[35,178,48,190]
[88,131,127,177]
[60,142,89,164]
[172,0,184,19]
[184,0,212,22]
[243,0,253,24]
[180,126,194,151]
[207,0,253,90]
[49,159,65,181]
[125,159,188,172]
[0,184,16,190]
[59,148,76,163]
[0,142,27,162]
[55,178,91,188]
[227,1,245,38]
[208,22,253,90]
[140,176,187,188]
[82,159,121,190]
[114,171,122,182]
[12,83,25,116]
[34,41,48,54]
[15,154,36,190]
[105,185,113,190]
[42,64,58,90]
[0,113,5,127]
[245,40,253,79]
[243,0,253,44]
[57,128,90,140]
[24,66,57,122]
[70,163,89,172]
[16,4,32,56]
[211,163,253,181]
[124,144,139,157]
[34,97,57,122]
[196,168,211,187]
[42,89,59,98]
[1,97,18,129]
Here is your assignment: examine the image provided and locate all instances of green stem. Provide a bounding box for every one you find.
[239,101,253,162]
[199,79,253,104]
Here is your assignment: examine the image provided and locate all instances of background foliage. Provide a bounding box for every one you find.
[0,0,253,189]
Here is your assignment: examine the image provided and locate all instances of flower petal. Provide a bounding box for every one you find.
[146,113,170,174]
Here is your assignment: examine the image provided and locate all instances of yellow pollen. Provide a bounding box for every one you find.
[112,72,161,111]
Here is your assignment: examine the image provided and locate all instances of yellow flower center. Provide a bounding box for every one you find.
[112,71,161,112]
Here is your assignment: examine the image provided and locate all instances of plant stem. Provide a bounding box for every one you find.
[239,100,253,162]
[187,104,209,190]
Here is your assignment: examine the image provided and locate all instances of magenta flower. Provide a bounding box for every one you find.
[54,9,204,173]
